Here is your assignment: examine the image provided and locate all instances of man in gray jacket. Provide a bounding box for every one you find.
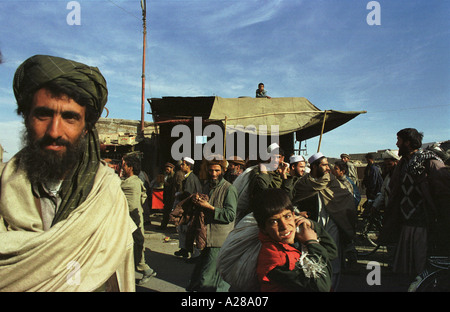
[121,153,156,285]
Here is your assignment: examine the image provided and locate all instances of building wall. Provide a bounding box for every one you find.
[96,117,155,137]
[96,117,159,178]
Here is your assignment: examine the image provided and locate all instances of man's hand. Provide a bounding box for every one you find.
[192,193,214,211]
[278,161,289,179]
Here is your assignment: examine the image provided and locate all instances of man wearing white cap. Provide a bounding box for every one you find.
[307,152,328,174]
[235,143,290,223]
[292,152,356,290]
[259,143,289,177]
[372,150,399,212]
[251,143,289,194]
[174,156,202,258]
[179,157,202,196]
[281,154,307,200]
[289,154,307,178]
[250,143,288,190]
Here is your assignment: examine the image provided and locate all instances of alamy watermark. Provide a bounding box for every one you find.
[171,117,280,164]
[366,261,381,286]
[65,1,380,27]
[67,1,81,26]
[367,1,381,26]
[66,260,81,286]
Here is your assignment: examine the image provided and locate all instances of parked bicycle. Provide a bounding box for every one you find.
[408,256,450,292]
[357,199,384,256]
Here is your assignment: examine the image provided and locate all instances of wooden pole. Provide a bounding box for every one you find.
[223,116,227,159]
[317,110,327,152]
[140,0,147,136]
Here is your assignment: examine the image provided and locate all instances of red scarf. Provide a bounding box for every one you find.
[256,231,301,292]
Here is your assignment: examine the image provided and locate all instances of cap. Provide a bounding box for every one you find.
[206,158,227,170]
[164,162,175,168]
[340,153,349,159]
[182,157,194,165]
[227,156,246,166]
[308,152,325,164]
[382,150,400,160]
[289,155,305,164]
[267,143,280,153]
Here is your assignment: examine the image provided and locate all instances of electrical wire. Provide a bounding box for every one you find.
[106,0,141,20]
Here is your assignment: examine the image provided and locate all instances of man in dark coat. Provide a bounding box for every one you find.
[292,152,356,291]
[174,157,202,258]
[362,153,383,200]
[379,128,450,276]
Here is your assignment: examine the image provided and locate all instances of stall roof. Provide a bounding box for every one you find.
[149,96,366,140]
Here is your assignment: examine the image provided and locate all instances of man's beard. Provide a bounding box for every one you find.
[230,167,242,176]
[398,144,409,157]
[20,127,87,185]
[208,173,223,187]
[314,166,326,178]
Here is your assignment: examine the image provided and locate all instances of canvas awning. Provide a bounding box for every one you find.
[150,96,366,141]
[209,97,365,139]
[149,96,366,140]
[149,96,366,156]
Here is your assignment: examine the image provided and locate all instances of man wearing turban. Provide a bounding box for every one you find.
[0,55,136,291]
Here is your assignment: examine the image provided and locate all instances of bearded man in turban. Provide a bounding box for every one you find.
[0,55,136,291]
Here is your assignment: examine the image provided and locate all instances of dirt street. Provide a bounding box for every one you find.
[135,213,195,292]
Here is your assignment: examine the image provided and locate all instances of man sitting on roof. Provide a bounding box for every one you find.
[255,82,271,99]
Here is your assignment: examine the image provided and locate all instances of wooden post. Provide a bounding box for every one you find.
[317,110,327,152]
[140,0,147,136]
[223,116,227,159]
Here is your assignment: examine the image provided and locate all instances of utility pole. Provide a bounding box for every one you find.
[140,0,147,136]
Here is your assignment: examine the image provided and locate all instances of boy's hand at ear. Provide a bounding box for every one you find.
[295,218,318,244]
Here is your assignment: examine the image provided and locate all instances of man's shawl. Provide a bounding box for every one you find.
[0,161,136,291]
[292,173,357,240]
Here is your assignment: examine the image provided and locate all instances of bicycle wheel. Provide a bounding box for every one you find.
[363,216,382,247]
[414,269,450,292]
[357,217,382,256]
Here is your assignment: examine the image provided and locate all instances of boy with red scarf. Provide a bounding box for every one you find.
[253,188,337,292]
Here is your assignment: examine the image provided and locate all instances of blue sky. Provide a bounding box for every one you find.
[0,0,449,162]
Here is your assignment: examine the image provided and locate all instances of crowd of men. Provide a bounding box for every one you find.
[0,55,449,292]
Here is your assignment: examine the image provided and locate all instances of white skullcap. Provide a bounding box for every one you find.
[182,156,195,165]
[308,152,325,164]
[289,155,305,164]
[382,150,400,160]
[267,143,280,153]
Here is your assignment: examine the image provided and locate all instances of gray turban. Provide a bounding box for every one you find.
[13,54,108,119]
